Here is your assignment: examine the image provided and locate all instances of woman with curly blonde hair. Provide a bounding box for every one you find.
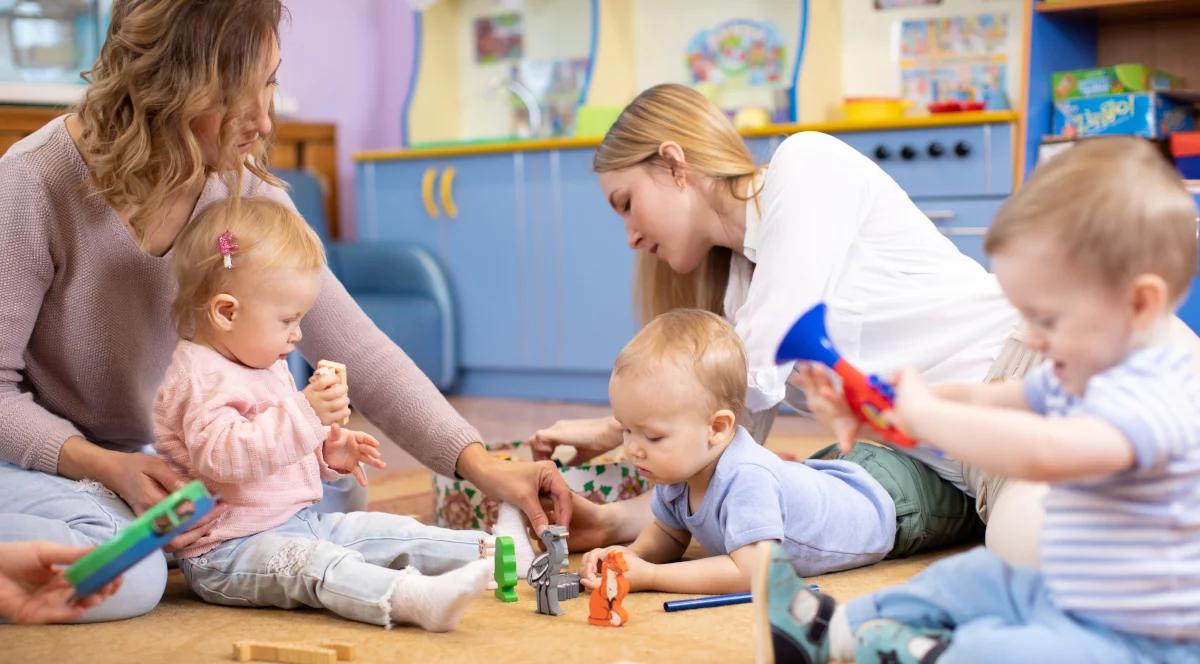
[0,0,572,623]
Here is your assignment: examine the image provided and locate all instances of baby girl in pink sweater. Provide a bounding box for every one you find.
[153,197,493,631]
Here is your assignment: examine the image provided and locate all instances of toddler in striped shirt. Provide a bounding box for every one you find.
[153,197,493,631]
[761,137,1200,663]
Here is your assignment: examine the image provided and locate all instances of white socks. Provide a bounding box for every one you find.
[789,591,855,661]
[492,503,536,579]
[388,558,491,632]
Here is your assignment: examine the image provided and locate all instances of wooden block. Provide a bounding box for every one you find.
[276,645,336,664]
[319,641,357,661]
[316,360,349,425]
[232,641,338,664]
[234,641,279,661]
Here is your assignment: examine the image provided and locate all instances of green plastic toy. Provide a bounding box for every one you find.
[494,535,519,602]
[66,480,214,598]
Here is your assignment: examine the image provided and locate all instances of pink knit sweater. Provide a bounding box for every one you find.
[153,341,343,558]
[0,116,480,479]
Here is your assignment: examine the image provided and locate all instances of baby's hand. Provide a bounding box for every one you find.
[303,369,350,425]
[322,423,387,486]
[789,363,862,454]
[580,546,653,592]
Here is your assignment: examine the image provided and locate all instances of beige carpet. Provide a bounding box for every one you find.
[5,401,972,663]
[6,545,966,664]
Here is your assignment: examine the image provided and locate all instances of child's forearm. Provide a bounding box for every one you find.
[629,521,690,564]
[188,396,324,482]
[932,381,1027,409]
[911,400,1135,481]
[646,555,751,595]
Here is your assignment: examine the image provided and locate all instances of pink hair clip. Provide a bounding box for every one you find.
[217,230,239,269]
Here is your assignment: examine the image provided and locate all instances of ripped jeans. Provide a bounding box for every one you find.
[178,507,487,626]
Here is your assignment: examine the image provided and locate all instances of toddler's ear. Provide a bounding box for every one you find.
[709,408,737,446]
[1129,273,1169,331]
[208,293,239,332]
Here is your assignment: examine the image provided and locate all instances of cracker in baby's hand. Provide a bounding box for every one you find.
[316,360,349,425]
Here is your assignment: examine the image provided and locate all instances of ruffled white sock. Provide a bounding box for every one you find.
[492,503,536,579]
[388,558,491,632]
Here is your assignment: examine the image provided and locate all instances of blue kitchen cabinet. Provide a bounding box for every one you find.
[554,148,637,375]
[358,152,525,372]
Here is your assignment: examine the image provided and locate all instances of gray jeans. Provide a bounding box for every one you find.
[0,459,366,623]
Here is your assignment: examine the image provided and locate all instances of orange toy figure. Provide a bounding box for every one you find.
[587,551,630,627]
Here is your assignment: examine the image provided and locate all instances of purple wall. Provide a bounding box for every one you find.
[278,1,416,238]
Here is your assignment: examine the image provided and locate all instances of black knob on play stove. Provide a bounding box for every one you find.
[874,145,891,161]
[900,145,917,161]
[954,141,971,157]
[927,142,945,158]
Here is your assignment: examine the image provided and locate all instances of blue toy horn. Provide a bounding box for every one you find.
[775,303,840,368]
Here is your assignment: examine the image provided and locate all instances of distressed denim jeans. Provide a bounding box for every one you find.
[179,507,487,626]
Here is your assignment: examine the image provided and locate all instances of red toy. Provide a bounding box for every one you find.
[776,303,917,448]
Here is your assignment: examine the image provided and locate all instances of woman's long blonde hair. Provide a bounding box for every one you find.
[593,84,761,324]
[74,0,284,245]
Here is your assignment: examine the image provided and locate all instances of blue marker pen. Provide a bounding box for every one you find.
[663,585,820,612]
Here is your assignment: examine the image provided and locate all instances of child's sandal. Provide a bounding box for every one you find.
[752,541,833,664]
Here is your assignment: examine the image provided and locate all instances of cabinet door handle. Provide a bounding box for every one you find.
[440,166,459,219]
[421,167,441,218]
[940,227,988,236]
[922,209,957,223]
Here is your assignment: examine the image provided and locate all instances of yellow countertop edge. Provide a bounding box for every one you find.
[354,110,1018,162]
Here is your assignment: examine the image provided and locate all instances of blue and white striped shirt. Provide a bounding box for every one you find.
[1026,345,1200,641]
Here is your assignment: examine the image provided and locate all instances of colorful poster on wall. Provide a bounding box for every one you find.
[685,19,786,87]
[875,0,942,8]
[474,13,523,64]
[898,13,1009,108]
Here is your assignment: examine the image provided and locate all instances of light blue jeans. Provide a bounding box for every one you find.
[845,546,1198,663]
[0,459,366,623]
[179,508,486,626]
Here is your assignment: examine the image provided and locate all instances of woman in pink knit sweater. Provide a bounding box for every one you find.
[155,198,495,631]
[0,0,572,623]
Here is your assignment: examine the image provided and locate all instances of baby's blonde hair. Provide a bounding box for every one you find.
[612,309,747,416]
[986,137,1198,299]
[171,198,325,338]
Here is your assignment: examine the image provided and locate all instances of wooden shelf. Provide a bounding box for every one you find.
[1036,0,1200,21]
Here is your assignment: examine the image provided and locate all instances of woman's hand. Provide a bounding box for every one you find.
[527,417,623,465]
[579,546,654,592]
[789,363,862,454]
[0,541,123,624]
[94,450,186,515]
[303,370,350,426]
[322,423,387,486]
[92,449,227,554]
[456,444,572,536]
